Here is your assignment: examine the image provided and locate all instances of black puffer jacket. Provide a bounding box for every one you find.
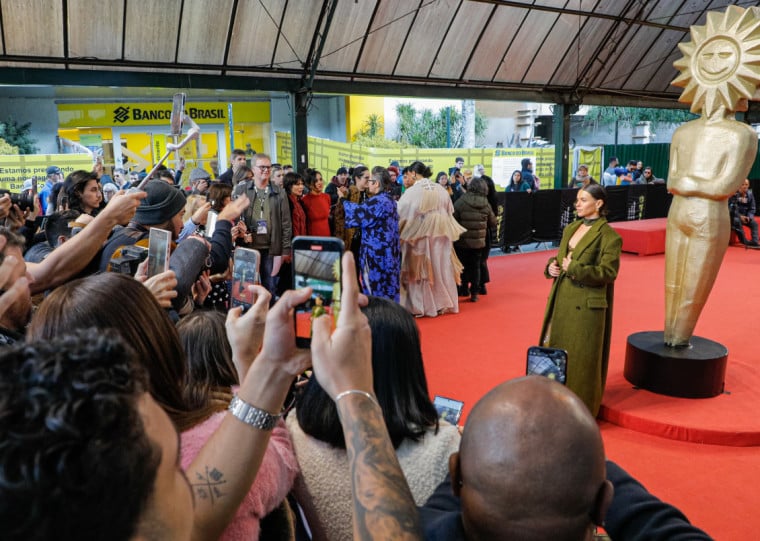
[453,192,496,249]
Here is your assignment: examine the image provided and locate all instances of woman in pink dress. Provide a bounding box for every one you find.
[398,161,465,317]
[302,168,331,237]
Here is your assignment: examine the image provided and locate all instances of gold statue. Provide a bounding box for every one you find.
[665,6,760,347]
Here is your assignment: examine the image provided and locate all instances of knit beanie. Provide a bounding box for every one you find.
[135,181,187,225]
[189,167,211,182]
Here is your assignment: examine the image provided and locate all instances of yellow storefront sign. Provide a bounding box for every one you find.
[58,102,270,128]
[0,154,93,191]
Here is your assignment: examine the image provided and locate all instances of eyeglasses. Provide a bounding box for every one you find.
[256,165,271,171]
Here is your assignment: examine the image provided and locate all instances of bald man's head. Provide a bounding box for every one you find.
[450,376,612,541]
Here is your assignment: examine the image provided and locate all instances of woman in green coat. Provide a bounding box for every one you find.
[540,184,622,416]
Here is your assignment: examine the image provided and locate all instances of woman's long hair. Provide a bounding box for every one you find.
[27,273,213,431]
[177,310,237,413]
[297,296,439,449]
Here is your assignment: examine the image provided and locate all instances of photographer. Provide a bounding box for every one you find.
[99,181,248,314]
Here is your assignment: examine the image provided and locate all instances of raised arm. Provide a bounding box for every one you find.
[185,284,310,541]
[311,252,422,541]
[27,190,145,294]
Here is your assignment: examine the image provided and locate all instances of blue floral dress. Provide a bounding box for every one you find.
[343,191,400,302]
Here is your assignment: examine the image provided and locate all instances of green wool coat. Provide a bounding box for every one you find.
[540,218,622,416]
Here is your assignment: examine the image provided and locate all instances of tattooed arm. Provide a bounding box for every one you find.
[338,394,422,540]
[311,252,422,541]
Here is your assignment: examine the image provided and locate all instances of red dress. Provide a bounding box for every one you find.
[302,192,331,236]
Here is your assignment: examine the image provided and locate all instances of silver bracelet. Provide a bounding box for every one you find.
[335,389,379,407]
[228,394,281,431]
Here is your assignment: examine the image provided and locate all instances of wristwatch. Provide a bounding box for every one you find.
[228,395,281,431]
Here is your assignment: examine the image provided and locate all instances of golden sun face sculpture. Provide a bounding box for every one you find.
[672,5,760,116]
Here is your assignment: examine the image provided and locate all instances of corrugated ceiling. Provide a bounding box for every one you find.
[0,0,749,106]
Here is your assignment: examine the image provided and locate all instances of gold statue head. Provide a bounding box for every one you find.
[672,6,760,115]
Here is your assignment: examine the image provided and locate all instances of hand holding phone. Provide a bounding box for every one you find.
[292,236,344,348]
[231,247,261,312]
[526,346,568,384]
[147,228,171,278]
[433,395,464,424]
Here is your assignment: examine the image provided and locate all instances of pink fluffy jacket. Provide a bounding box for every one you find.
[181,412,299,541]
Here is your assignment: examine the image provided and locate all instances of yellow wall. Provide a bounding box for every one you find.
[276,132,601,190]
[346,96,385,141]
[57,101,272,179]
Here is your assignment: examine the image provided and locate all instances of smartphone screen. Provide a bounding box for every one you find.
[231,247,261,311]
[526,346,568,384]
[205,210,218,238]
[292,236,344,348]
[433,395,464,424]
[147,228,171,278]
[170,93,186,136]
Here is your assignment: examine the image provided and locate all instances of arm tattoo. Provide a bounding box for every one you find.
[190,466,227,505]
[340,396,422,540]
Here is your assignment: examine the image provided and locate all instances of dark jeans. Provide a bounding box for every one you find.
[733,214,759,243]
[258,249,278,300]
[457,247,482,292]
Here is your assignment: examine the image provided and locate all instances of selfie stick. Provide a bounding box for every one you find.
[137,114,201,190]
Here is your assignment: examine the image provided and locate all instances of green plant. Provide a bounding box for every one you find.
[0,118,38,154]
[395,103,488,148]
[353,114,410,149]
[582,106,697,133]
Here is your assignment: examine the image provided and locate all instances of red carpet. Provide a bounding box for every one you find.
[416,246,760,538]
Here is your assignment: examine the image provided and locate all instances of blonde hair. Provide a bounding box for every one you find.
[183,194,206,222]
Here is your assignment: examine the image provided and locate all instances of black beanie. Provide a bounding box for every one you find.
[135,181,187,225]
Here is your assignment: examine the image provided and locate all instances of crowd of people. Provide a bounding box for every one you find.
[0,151,713,540]
[599,156,665,186]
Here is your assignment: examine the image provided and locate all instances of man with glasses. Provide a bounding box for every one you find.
[233,153,292,297]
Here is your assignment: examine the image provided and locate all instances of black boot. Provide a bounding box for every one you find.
[458,285,470,297]
[478,284,487,295]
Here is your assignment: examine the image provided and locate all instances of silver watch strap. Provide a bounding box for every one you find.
[228,395,280,431]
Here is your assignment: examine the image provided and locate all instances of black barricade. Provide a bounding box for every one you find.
[643,183,672,218]
[560,188,578,229]
[494,185,672,243]
[605,186,630,222]
[532,190,563,243]
[500,191,533,249]
[627,184,648,220]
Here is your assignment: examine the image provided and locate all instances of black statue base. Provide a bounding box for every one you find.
[624,331,727,398]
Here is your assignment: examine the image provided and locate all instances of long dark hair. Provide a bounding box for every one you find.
[65,170,101,215]
[177,310,237,413]
[296,296,439,449]
[27,273,211,432]
[408,161,432,178]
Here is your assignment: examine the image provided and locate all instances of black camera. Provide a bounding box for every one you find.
[109,244,148,275]
[0,189,35,211]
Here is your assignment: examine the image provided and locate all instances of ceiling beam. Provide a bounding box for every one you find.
[0,66,684,109]
[467,0,690,33]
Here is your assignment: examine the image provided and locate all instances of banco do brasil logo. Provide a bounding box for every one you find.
[113,106,130,123]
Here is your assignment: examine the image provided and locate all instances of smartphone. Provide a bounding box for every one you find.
[170,93,186,136]
[147,228,171,278]
[231,247,260,312]
[205,210,218,238]
[433,395,464,425]
[526,346,568,385]
[292,236,344,348]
